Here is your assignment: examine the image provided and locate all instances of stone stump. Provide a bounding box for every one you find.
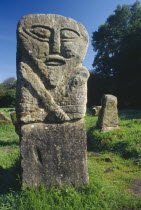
[16,14,89,187]
[97,94,119,132]
[92,106,102,116]
[0,112,11,124]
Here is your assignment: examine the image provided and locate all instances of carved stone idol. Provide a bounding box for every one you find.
[97,94,119,132]
[16,14,89,187]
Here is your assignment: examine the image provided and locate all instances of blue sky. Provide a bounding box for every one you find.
[0,0,138,82]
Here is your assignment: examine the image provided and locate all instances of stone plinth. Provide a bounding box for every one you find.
[21,119,88,187]
[97,94,119,132]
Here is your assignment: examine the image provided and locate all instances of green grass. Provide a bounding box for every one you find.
[0,107,15,118]
[86,109,141,163]
[0,108,141,209]
[0,123,19,148]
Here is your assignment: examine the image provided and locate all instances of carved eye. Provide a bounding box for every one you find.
[24,26,51,41]
[61,29,80,41]
[30,27,51,39]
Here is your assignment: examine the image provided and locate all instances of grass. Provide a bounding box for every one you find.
[0,108,141,209]
[0,124,19,148]
[86,109,141,163]
[0,107,15,118]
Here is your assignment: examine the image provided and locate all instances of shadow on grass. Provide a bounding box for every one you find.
[0,139,19,147]
[87,125,99,152]
[0,158,21,194]
[119,109,141,120]
[87,125,140,160]
[112,142,139,159]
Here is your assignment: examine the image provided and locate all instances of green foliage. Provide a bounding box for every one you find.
[0,123,19,148]
[87,72,116,107]
[0,84,6,97]
[1,179,141,209]
[86,109,141,163]
[92,1,141,77]
[2,77,16,90]
[0,77,16,108]
[91,1,141,108]
[0,150,20,194]
[0,108,141,209]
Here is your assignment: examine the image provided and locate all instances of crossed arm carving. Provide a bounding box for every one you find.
[19,62,70,123]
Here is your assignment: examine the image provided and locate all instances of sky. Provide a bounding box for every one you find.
[0,0,138,83]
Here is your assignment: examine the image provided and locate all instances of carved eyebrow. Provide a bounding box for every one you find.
[61,28,80,37]
[22,25,53,34]
[31,25,52,31]
[22,25,52,41]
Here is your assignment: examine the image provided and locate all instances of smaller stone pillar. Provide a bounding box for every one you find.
[97,94,119,132]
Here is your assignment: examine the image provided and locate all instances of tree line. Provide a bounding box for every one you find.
[88,1,141,109]
[0,77,16,107]
[1,2,141,109]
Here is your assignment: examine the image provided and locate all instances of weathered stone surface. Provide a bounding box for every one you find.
[97,94,119,132]
[16,14,89,124]
[92,106,102,116]
[21,119,88,187]
[104,168,114,173]
[10,112,20,134]
[10,111,17,125]
[88,153,102,157]
[129,179,141,195]
[0,112,12,124]
[16,14,89,187]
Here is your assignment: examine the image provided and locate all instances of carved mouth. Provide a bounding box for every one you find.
[45,55,66,66]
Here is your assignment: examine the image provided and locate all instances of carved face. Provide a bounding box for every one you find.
[17,14,89,70]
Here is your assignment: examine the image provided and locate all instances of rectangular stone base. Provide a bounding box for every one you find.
[20,119,89,187]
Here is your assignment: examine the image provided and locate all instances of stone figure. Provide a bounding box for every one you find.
[92,106,102,116]
[97,94,119,132]
[16,14,89,124]
[16,14,89,187]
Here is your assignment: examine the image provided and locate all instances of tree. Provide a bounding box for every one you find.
[0,83,6,98]
[91,1,141,108]
[3,77,16,89]
[0,77,16,107]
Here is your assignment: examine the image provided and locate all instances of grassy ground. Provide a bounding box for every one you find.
[0,108,141,209]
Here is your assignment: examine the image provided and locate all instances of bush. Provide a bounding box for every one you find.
[0,78,16,108]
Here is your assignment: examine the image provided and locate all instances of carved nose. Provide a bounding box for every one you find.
[51,31,60,54]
